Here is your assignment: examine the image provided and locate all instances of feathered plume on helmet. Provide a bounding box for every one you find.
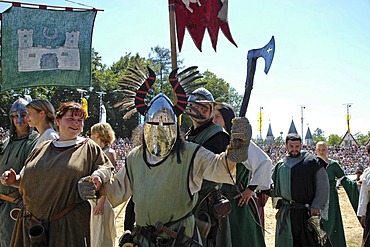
[114,61,207,119]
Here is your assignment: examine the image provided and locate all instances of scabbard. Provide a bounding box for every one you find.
[0,191,20,203]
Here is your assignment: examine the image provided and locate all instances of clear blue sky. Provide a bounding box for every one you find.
[1,0,369,139]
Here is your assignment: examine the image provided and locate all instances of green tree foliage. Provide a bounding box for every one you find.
[327,134,341,146]
[0,46,243,140]
[354,131,370,146]
[313,128,326,143]
[274,135,284,146]
[99,51,147,138]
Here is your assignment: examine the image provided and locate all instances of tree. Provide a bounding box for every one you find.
[312,128,326,143]
[354,131,370,146]
[327,134,341,146]
[274,135,284,146]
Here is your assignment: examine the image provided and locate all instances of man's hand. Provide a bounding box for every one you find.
[93,196,106,215]
[91,175,102,191]
[1,168,17,186]
[310,208,321,216]
[234,188,253,207]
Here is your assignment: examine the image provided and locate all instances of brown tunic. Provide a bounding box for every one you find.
[11,139,113,247]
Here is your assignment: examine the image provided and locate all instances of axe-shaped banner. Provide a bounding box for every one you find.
[239,36,275,117]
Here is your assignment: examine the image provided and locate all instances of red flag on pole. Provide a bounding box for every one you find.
[174,0,237,52]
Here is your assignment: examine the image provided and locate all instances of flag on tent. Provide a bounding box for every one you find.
[81,97,89,118]
[1,5,96,91]
[100,104,106,123]
[174,0,237,52]
[257,112,264,132]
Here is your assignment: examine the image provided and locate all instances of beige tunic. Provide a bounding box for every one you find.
[11,138,113,247]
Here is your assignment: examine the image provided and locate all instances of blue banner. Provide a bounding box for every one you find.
[1,6,96,91]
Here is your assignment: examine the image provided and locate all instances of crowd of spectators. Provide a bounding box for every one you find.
[0,127,10,142]
[1,125,368,175]
[111,137,134,171]
[262,144,370,175]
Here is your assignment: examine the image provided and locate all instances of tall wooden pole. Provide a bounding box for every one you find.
[168,0,178,71]
[168,0,179,121]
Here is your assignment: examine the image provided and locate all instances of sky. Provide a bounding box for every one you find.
[1,0,369,139]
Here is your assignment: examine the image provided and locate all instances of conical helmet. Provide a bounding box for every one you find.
[143,93,177,158]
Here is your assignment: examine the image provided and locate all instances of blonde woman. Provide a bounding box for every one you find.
[90,122,117,247]
[26,99,59,147]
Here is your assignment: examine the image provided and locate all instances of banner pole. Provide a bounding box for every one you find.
[168,0,177,71]
[0,0,103,11]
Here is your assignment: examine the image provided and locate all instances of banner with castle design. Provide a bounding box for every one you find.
[1,6,96,91]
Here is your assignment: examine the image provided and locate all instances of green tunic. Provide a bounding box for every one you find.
[272,152,330,247]
[0,134,37,246]
[126,143,200,246]
[223,163,266,247]
[186,122,232,247]
[322,160,359,247]
[11,139,113,247]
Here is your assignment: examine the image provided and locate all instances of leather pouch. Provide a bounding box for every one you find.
[212,198,232,219]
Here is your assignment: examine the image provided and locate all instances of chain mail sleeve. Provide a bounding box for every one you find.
[311,167,330,220]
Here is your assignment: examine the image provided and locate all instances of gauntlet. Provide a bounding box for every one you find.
[77,176,96,200]
[307,215,328,246]
[227,117,252,163]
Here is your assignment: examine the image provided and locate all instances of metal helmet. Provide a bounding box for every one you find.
[10,98,29,123]
[9,98,29,134]
[188,87,215,103]
[187,87,215,121]
[143,93,178,158]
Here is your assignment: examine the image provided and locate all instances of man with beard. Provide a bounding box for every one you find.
[271,133,331,247]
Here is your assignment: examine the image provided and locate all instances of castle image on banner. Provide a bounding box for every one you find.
[17,29,80,72]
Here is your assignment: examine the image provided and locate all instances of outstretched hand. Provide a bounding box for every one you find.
[1,168,17,186]
[77,175,103,200]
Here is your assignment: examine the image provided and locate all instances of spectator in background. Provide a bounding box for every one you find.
[26,99,59,147]
[90,122,117,247]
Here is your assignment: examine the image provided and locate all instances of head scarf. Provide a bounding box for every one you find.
[217,104,235,134]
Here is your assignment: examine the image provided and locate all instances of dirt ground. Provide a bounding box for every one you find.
[113,187,363,246]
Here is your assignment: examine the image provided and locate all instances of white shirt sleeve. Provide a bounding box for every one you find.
[358,171,370,216]
[105,165,132,208]
[189,146,236,195]
[242,141,273,190]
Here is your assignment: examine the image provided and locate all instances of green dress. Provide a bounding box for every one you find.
[223,163,266,247]
[323,160,359,247]
[0,134,37,246]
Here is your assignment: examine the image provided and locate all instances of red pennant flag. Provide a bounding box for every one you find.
[174,0,237,52]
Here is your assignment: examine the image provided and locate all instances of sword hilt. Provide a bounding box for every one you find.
[155,221,178,239]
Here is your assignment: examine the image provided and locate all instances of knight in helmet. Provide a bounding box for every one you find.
[0,98,38,246]
[185,87,232,247]
[101,64,252,247]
